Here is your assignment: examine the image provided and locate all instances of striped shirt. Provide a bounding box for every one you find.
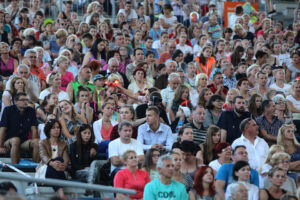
[187,122,207,145]
[255,115,284,136]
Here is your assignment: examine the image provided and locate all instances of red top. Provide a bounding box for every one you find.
[114,168,150,199]
[101,123,113,140]
[60,71,74,91]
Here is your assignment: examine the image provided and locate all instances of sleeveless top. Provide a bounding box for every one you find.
[0,57,14,77]
[190,189,215,200]
[100,123,113,140]
[195,57,216,77]
[264,189,286,200]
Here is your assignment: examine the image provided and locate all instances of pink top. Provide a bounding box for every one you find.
[114,168,150,199]
[0,57,14,76]
[60,71,74,91]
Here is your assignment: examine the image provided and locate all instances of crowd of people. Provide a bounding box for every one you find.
[0,0,300,199]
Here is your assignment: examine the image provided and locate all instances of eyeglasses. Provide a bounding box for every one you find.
[70,39,75,42]
[61,23,66,26]
[19,71,29,74]
[222,147,231,152]
[28,56,36,59]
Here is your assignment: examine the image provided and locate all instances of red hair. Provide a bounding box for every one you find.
[192,166,216,198]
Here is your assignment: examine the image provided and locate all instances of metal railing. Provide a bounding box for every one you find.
[0,172,136,196]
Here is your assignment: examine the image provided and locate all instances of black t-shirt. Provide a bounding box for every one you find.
[233,32,255,44]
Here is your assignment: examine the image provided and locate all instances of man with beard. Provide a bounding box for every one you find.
[217,96,250,143]
[232,118,269,170]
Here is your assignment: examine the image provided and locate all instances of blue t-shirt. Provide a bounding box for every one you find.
[215,163,259,190]
[143,179,188,200]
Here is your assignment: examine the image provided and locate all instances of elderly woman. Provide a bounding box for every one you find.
[264,152,297,195]
[45,29,68,58]
[59,49,79,78]
[246,64,259,89]
[39,72,69,103]
[33,46,51,76]
[114,150,150,199]
[55,55,74,91]
[128,67,152,95]
[190,73,208,108]
[272,94,292,124]
[38,119,69,199]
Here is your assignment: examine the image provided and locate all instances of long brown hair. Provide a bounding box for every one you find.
[9,76,26,98]
[202,125,220,164]
[197,88,210,108]
[75,124,95,163]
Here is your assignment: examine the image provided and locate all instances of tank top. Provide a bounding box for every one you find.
[0,57,14,77]
[264,189,286,200]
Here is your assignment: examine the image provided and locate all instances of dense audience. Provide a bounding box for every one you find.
[0,0,300,199]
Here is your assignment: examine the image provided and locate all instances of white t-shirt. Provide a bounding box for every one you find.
[108,138,144,172]
[152,40,163,50]
[278,53,291,66]
[118,9,137,22]
[287,95,300,109]
[38,123,47,140]
[39,88,70,101]
[176,44,192,56]
[193,44,203,57]
[269,83,291,95]
[209,159,222,172]
[159,15,177,30]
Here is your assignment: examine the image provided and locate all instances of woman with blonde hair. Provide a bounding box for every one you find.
[45,29,68,58]
[190,73,208,107]
[58,100,86,144]
[277,124,300,171]
[85,2,100,23]
[270,68,291,95]
[264,152,297,194]
[223,88,239,111]
[259,144,284,186]
[250,70,269,99]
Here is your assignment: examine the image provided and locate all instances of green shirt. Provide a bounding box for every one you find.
[71,80,95,103]
[143,179,188,200]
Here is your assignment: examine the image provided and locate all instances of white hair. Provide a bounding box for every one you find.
[168,72,180,82]
[17,64,30,74]
[108,57,119,66]
[24,49,37,58]
[166,60,177,68]
[157,154,173,169]
[229,182,247,200]
[33,46,44,54]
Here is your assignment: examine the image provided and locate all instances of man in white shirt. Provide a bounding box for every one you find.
[118,1,138,28]
[108,121,144,173]
[161,72,181,108]
[232,118,269,171]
